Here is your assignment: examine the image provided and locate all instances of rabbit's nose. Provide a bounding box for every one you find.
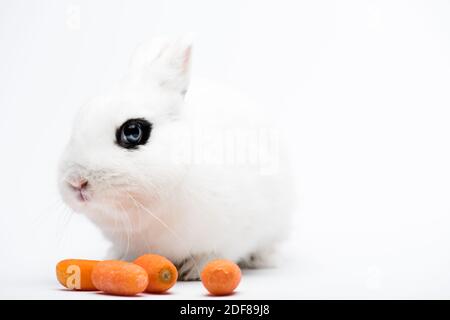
[68,178,88,191]
[67,178,89,202]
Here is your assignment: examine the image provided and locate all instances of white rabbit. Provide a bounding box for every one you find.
[58,37,294,280]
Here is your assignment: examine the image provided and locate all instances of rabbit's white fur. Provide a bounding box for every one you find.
[58,37,293,280]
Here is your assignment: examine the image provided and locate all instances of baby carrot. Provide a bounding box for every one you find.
[56,259,99,291]
[134,254,178,293]
[201,259,241,296]
[91,260,148,296]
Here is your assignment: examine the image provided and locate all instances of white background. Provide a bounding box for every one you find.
[1,0,450,299]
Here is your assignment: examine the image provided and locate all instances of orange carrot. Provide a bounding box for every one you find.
[201,259,241,296]
[134,254,178,293]
[91,260,148,296]
[56,259,99,291]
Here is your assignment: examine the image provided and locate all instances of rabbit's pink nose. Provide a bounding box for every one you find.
[68,179,88,191]
[67,178,89,202]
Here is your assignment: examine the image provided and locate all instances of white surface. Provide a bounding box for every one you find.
[1,0,450,299]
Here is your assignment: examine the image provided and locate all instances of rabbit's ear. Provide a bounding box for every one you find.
[130,36,192,96]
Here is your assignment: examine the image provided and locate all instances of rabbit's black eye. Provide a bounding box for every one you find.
[116,119,152,149]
